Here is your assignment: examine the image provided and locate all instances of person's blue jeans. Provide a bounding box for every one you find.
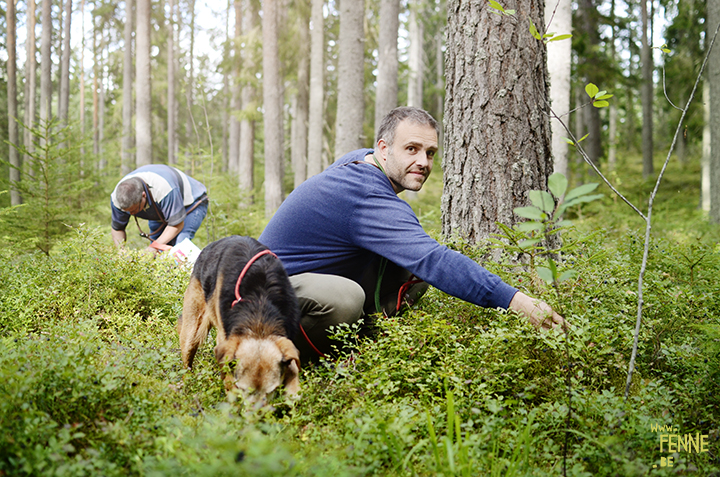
[149,201,208,246]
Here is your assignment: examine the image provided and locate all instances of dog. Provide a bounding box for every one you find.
[178,235,301,406]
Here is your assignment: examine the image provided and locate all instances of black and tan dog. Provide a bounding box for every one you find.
[178,235,301,406]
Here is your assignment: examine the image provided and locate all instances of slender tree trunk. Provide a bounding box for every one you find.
[607,0,617,171]
[121,0,134,174]
[168,0,177,165]
[443,0,552,242]
[641,0,654,178]
[58,0,72,125]
[239,0,259,199]
[292,0,310,188]
[334,0,365,158]
[24,0,38,176]
[185,0,196,157]
[374,0,399,136]
[263,0,284,216]
[93,22,100,156]
[79,0,86,163]
[545,0,571,177]
[228,0,242,173]
[407,4,424,108]
[39,0,52,128]
[222,0,230,170]
[306,0,325,177]
[98,29,106,170]
[709,0,720,223]
[702,79,711,212]
[7,0,21,205]
[136,0,152,166]
[577,0,602,170]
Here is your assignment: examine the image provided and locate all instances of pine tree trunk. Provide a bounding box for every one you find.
[58,0,72,125]
[545,0,571,178]
[167,0,176,165]
[239,0,259,199]
[374,0,399,136]
[263,0,284,216]
[407,4,423,108]
[185,0,196,161]
[334,0,365,158]
[306,0,325,177]
[442,0,552,243]
[39,0,52,128]
[7,0,21,205]
[641,0,654,178]
[291,0,310,188]
[709,0,720,223]
[702,80,710,212]
[135,0,152,166]
[24,0,37,176]
[121,0,134,174]
[228,0,242,174]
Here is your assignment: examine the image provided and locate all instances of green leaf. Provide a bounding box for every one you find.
[576,133,589,143]
[563,137,575,145]
[585,83,599,98]
[548,173,568,199]
[555,219,574,228]
[547,258,558,276]
[505,9,515,14]
[536,267,554,284]
[529,19,541,40]
[558,270,577,282]
[488,0,505,12]
[596,93,613,100]
[516,221,543,232]
[593,100,609,108]
[528,190,555,213]
[519,238,542,249]
[564,182,599,202]
[548,33,572,42]
[514,206,545,220]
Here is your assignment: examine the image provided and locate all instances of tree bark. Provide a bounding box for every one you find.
[702,78,710,212]
[121,0,134,174]
[39,0,52,128]
[136,0,152,166]
[58,0,72,125]
[407,4,424,108]
[292,0,310,188]
[576,0,602,171]
[374,0,399,136]
[709,0,720,223]
[306,0,325,177]
[334,0,365,158]
[228,0,242,174]
[239,0,260,199]
[641,0,654,178]
[168,0,177,165]
[545,0,571,178]
[263,0,284,216]
[7,0,21,205]
[24,0,38,175]
[442,0,552,242]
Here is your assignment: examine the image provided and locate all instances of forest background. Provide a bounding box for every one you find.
[1,0,720,475]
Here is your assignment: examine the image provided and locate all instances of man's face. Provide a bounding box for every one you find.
[123,192,147,215]
[377,120,438,194]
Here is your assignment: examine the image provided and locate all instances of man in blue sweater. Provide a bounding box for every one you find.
[260,107,565,359]
[111,164,208,253]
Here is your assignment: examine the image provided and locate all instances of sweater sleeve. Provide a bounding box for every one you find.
[350,179,517,309]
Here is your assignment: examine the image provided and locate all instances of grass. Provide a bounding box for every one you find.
[0,152,719,476]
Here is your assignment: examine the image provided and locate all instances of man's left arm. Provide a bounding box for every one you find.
[146,221,183,253]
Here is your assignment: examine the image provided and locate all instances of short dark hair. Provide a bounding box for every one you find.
[376,106,440,148]
[115,177,144,210]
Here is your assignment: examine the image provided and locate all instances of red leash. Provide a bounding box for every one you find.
[231,249,277,307]
[230,249,326,358]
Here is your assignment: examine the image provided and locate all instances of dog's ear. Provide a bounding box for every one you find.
[275,337,301,396]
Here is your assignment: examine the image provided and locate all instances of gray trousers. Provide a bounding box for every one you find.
[289,261,428,361]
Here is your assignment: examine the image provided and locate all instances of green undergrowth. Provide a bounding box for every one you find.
[1,212,719,475]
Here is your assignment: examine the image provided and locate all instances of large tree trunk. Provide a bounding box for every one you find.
[306,0,325,177]
[545,0,571,178]
[407,4,424,108]
[228,0,242,174]
[122,0,134,174]
[442,0,552,243]
[39,0,52,129]
[709,0,720,223]
[263,0,284,216]
[58,0,72,125]
[7,0,21,205]
[334,0,365,158]
[136,0,152,166]
[291,0,310,188]
[24,0,38,176]
[167,0,176,165]
[374,0,399,136]
[239,0,260,200]
[641,0,654,178]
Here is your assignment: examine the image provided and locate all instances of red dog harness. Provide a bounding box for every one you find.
[230,249,326,358]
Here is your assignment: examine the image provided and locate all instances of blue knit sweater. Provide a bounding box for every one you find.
[259,149,518,310]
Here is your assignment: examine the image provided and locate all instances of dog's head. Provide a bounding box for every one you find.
[215,335,301,407]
